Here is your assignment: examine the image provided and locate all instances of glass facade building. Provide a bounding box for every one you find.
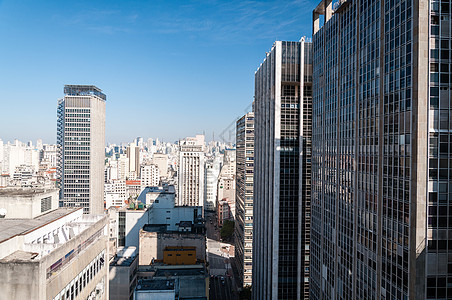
[57,85,106,215]
[253,39,312,300]
[311,0,451,299]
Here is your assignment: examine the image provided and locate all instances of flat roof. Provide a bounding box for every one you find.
[136,279,176,291]
[0,208,81,243]
[110,255,137,267]
[154,267,206,277]
[0,188,58,197]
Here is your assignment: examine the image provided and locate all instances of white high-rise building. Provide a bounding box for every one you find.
[177,135,205,207]
[204,156,221,211]
[118,154,129,180]
[126,143,140,179]
[140,164,159,188]
[57,85,106,214]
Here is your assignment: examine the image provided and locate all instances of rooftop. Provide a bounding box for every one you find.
[0,208,105,261]
[64,85,106,101]
[154,266,207,277]
[0,208,80,243]
[136,279,176,291]
[0,188,58,197]
[110,255,137,267]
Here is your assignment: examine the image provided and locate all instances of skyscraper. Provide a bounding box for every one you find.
[253,39,312,299]
[310,0,450,299]
[234,112,254,287]
[57,85,106,214]
[177,135,205,207]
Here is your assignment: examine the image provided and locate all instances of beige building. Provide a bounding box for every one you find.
[152,153,168,178]
[0,204,109,300]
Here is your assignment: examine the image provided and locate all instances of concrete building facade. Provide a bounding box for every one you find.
[234,112,254,287]
[57,85,106,214]
[0,207,109,300]
[253,39,312,300]
[109,246,138,300]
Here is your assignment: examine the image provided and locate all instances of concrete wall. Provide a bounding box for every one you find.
[0,215,109,300]
[0,189,59,219]
[109,256,138,300]
[0,261,42,300]
[43,215,109,300]
[89,96,106,215]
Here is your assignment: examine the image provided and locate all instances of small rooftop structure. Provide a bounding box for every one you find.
[64,84,106,101]
[136,278,176,291]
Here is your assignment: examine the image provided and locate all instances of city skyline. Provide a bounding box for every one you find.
[0,0,318,144]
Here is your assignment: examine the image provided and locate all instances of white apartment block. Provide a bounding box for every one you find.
[104,179,126,209]
[140,164,159,188]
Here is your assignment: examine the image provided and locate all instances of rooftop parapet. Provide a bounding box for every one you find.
[64,84,106,101]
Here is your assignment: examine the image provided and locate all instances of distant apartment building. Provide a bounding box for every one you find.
[117,154,129,180]
[253,39,312,300]
[216,175,236,225]
[234,112,254,287]
[0,189,109,300]
[310,0,452,299]
[204,156,221,211]
[141,164,160,188]
[104,179,126,209]
[152,153,169,178]
[126,144,140,179]
[126,180,142,199]
[178,135,205,207]
[57,85,106,214]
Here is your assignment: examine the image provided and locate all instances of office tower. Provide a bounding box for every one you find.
[57,85,106,214]
[310,0,450,299]
[253,39,312,299]
[178,136,205,207]
[126,143,140,179]
[234,112,254,287]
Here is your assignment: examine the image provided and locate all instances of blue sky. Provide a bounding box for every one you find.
[0,0,317,144]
